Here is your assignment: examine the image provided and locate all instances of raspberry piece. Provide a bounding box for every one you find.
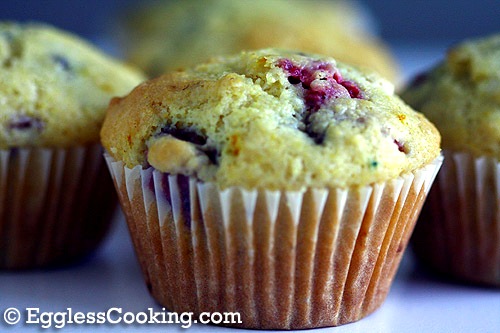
[278,58,363,111]
[339,80,362,99]
[277,58,364,144]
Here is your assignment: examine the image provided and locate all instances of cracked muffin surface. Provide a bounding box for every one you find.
[101,49,440,190]
[0,22,145,148]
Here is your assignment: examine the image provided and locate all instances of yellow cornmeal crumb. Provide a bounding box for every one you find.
[0,22,145,148]
[121,0,399,83]
[402,34,500,160]
[101,49,440,190]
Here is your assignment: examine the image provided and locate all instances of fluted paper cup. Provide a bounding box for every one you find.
[106,154,442,329]
[413,151,500,286]
[0,144,117,269]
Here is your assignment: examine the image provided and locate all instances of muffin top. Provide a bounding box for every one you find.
[0,22,145,148]
[121,0,399,83]
[402,34,500,159]
[101,49,440,190]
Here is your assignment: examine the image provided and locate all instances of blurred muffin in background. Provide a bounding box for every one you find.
[0,21,145,269]
[117,0,399,82]
[402,33,500,287]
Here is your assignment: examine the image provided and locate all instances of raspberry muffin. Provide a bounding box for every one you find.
[102,49,441,328]
[402,34,500,286]
[0,22,145,269]
[119,0,399,83]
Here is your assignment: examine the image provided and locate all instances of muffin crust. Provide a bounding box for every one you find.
[102,49,440,190]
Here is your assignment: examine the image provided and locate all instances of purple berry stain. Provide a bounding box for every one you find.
[7,115,44,132]
[278,58,362,111]
[51,54,72,72]
[277,58,363,144]
[161,126,207,145]
[394,139,409,154]
[160,125,219,164]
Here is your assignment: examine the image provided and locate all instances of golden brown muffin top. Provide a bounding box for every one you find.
[102,49,440,190]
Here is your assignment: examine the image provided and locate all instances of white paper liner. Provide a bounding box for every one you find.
[0,144,116,269]
[413,151,500,286]
[105,154,443,329]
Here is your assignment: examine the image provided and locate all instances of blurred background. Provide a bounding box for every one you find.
[0,0,498,81]
[1,0,497,43]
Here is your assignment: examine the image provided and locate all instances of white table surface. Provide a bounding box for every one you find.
[1,42,499,332]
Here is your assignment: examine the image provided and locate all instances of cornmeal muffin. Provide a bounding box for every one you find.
[119,0,399,83]
[102,49,441,328]
[0,22,145,269]
[402,34,500,286]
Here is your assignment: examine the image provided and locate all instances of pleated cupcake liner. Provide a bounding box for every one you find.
[106,154,442,329]
[0,144,117,269]
[413,151,500,286]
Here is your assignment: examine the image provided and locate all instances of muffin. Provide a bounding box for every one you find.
[402,34,500,286]
[119,0,399,83]
[101,49,441,328]
[0,22,145,269]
